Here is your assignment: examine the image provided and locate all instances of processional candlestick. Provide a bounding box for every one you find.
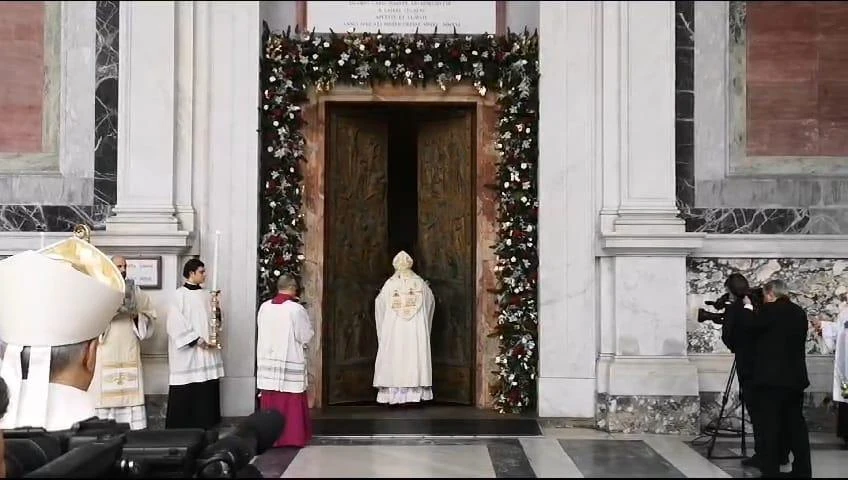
[208,230,223,349]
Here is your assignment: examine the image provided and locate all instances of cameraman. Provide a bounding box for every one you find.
[747,280,811,477]
[718,273,772,468]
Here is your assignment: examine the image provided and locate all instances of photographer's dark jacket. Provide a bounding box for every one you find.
[748,298,810,390]
[721,299,758,382]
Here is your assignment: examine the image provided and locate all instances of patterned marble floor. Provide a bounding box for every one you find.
[252,428,848,478]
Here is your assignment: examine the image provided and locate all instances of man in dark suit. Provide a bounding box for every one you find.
[747,279,812,478]
[719,273,771,467]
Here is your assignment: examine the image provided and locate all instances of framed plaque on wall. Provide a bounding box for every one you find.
[303,1,503,35]
[125,256,162,290]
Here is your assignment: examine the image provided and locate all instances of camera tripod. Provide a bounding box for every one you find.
[703,359,748,460]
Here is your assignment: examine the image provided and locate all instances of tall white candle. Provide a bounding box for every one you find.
[39,232,45,249]
[212,230,221,291]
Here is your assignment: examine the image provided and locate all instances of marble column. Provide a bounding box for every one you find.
[174,1,197,232]
[204,1,261,417]
[537,1,599,418]
[597,1,704,434]
[106,1,180,233]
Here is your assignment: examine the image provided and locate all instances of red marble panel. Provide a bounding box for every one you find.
[820,120,848,156]
[747,119,819,157]
[0,2,45,153]
[747,82,817,121]
[816,2,848,41]
[819,82,848,121]
[745,2,848,157]
[301,94,325,409]
[746,41,817,84]
[818,41,848,81]
[747,2,817,44]
[474,99,500,409]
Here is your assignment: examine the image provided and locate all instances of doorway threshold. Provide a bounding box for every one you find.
[311,405,542,437]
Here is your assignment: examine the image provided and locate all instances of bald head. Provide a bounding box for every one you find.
[276,274,298,294]
[111,255,127,279]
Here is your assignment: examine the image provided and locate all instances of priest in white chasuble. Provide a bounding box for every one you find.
[256,274,314,447]
[165,258,225,429]
[814,301,848,448]
[0,235,125,431]
[373,251,435,405]
[89,255,156,430]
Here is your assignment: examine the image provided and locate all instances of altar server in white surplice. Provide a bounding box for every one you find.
[373,251,435,405]
[814,302,848,448]
[256,274,314,448]
[90,255,156,430]
[0,235,125,431]
[165,258,224,429]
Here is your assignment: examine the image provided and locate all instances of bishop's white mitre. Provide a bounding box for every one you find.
[0,235,125,429]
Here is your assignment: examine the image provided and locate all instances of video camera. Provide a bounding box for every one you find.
[5,409,284,478]
[697,287,764,324]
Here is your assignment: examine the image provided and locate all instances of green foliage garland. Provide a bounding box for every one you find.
[259,25,539,413]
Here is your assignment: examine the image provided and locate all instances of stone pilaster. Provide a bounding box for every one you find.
[537,1,599,418]
[107,1,180,233]
[597,1,704,434]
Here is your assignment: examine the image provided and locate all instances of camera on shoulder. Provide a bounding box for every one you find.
[697,287,765,324]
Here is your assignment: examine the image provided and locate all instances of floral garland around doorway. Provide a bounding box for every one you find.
[259,25,539,414]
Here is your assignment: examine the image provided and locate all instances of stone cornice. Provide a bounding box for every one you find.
[0,230,193,256]
[697,234,848,258]
[598,232,706,256]
[599,232,848,258]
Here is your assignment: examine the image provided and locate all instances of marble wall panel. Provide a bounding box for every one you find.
[675,1,848,233]
[685,257,844,354]
[0,1,118,232]
[596,394,700,435]
[699,390,834,434]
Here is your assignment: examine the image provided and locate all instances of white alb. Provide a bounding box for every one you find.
[372,251,435,404]
[820,305,848,403]
[256,297,314,393]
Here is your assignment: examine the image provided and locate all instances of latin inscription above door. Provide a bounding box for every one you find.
[325,110,390,405]
[416,110,475,405]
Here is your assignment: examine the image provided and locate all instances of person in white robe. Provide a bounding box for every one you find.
[0,234,125,431]
[89,255,156,430]
[814,302,848,448]
[165,258,225,429]
[256,274,314,447]
[0,376,7,477]
[373,251,435,405]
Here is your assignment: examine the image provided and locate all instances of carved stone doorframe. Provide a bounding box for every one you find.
[300,84,500,409]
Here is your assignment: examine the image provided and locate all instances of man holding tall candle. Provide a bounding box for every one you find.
[164,258,225,429]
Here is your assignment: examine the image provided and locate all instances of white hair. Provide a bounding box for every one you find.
[764,279,790,299]
[16,340,92,379]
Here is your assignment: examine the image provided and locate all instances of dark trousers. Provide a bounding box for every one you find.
[837,401,848,444]
[740,382,762,455]
[741,377,790,463]
[165,379,222,430]
[755,386,811,476]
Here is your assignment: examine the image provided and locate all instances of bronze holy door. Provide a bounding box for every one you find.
[324,109,391,404]
[416,110,476,405]
[324,106,476,406]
